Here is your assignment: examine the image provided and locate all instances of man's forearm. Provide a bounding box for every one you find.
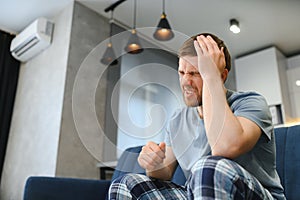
[202,77,244,158]
[202,77,227,148]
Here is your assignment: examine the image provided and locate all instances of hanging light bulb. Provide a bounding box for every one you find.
[153,0,174,41]
[124,0,143,54]
[125,29,143,54]
[101,11,118,65]
[101,42,118,65]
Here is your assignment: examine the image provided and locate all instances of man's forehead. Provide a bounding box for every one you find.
[178,56,198,71]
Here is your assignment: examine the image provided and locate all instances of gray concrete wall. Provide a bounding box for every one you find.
[55,2,110,179]
[0,2,74,200]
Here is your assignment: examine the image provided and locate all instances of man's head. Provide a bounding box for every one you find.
[179,33,231,72]
[177,33,231,107]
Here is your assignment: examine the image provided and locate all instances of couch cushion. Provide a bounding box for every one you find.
[23,176,110,200]
[172,165,186,185]
[284,125,300,200]
[274,126,287,188]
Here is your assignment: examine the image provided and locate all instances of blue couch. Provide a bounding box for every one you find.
[23,125,300,200]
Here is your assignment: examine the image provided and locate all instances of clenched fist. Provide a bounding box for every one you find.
[138,141,166,172]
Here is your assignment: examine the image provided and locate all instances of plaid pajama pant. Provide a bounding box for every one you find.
[108,156,275,200]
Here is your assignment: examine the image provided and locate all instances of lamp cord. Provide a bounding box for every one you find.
[163,0,165,13]
[110,11,113,37]
[133,0,137,29]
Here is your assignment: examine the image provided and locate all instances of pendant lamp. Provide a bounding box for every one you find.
[101,11,118,65]
[153,0,174,41]
[124,0,143,54]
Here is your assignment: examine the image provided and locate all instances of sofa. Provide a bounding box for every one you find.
[23,125,300,200]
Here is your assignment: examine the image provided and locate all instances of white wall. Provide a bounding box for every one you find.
[286,54,300,121]
[0,2,74,200]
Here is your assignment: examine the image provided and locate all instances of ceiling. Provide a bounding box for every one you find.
[1,0,300,59]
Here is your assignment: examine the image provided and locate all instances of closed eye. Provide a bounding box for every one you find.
[178,70,200,77]
[187,71,200,76]
[178,70,185,76]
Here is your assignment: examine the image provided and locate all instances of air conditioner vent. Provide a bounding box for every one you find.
[13,36,39,57]
[10,17,54,62]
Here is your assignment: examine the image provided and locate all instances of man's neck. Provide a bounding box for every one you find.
[196,106,203,119]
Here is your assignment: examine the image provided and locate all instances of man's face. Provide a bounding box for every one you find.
[178,56,203,107]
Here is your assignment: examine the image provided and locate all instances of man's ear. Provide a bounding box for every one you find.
[221,68,229,83]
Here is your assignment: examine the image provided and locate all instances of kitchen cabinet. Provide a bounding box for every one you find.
[235,47,291,124]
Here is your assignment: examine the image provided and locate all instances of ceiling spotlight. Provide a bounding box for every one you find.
[296,80,300,86]
[230,19,240,34]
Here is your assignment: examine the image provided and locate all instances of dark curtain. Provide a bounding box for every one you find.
[0,30,20,181]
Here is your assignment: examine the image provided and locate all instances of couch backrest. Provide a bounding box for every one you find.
[274,124,300,200]
[112,146,186,186]
[112,146,145,180]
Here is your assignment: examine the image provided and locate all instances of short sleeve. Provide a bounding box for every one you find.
[230,92,273,140]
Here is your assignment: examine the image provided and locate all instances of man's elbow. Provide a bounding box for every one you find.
[211,144,243,159]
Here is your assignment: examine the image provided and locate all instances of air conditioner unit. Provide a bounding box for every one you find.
[10,17,54,62]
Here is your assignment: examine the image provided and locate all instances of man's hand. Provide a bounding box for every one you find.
[193,35,226,78]
[138,141,166,172]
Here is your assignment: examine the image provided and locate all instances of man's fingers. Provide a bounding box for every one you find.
[206,35,219,51]
[145,152,164,165]
[138,149,164,169]
[194,40,203,55]
[159,142,166,152]
[138,156,157,170]
[200,35,215,53]
[147,141,166,160]
[196,36,208,54]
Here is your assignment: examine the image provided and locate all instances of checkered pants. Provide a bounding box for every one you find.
[108,156,277,200]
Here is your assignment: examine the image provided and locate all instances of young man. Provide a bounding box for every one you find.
[109,33,285,199]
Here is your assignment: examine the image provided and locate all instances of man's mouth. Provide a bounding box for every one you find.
[183,86,195,96]
[185,90,194,94]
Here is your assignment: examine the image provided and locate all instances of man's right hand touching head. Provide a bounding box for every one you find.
[138,141,166,172]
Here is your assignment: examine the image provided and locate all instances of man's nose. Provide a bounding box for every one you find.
[181,76,193,85]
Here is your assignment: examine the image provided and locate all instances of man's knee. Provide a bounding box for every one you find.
[191,156,232,171]
[187,156,240,197]
[190,156,237,182]
[109,173,150,199]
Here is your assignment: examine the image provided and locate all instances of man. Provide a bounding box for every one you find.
[109,33,285,199]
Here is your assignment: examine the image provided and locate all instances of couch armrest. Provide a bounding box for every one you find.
[23,176,111,200]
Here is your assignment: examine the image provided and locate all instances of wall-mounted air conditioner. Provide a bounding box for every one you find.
[10,17,54,62]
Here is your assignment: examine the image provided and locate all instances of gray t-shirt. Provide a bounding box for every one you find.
[165,90,285,199]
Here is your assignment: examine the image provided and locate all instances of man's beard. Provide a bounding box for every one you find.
[183,93,202,107]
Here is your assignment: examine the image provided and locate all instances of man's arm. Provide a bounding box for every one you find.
[194,35,262,159]
[138,142,178,180]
